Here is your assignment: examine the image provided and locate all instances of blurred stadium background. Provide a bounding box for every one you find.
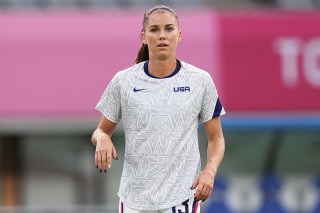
[1,0,320,213]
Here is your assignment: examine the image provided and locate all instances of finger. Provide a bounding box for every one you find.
[191,177,199,190]
[97,151,103,172]
[102,150,107,171]
[202,187,210,199]
[112,146,118,160]
[199,190,209,201]
[206,187,213,197]
[200,184,212,200]
[107,149,113,169]
[194,183,204,199]
[199,185,208,199]
[95,151,98,168]
[200,185,209,197]
[196,195,205,201]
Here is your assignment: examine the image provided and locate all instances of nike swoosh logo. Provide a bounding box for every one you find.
[133,87,147,92]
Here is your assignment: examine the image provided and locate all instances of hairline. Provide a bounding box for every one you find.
[143,8,179,31]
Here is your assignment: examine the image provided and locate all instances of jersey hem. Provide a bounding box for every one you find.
[118,194,195,211]
[95,107,119,124]
[202,110,226,123]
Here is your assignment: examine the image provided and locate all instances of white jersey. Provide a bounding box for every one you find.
[96,60,225,210]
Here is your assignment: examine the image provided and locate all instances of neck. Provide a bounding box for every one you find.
[148,58,177,78]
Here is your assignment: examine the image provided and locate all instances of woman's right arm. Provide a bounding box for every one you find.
[91,116,118,173]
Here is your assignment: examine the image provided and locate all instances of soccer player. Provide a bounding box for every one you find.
[91,5,225,213]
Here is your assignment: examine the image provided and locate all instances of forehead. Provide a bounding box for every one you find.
[146,11,178,27]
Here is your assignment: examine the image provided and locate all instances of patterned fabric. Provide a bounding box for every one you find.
[96,60,225,210]
[119,197,200,213]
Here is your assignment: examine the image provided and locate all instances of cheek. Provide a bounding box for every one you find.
[171,36,180,44]
[146,36,157,44]
[170,33,181,42]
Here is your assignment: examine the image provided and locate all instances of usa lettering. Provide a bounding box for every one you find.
[174,86,190,92]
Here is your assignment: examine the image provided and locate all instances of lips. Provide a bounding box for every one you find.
[157,43,168,47]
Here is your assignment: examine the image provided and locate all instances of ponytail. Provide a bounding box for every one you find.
[135,43,149,64]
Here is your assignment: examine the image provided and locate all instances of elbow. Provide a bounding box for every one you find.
[220,136,225,156]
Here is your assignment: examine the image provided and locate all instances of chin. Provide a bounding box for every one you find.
[157,56,169,61]
[156,53,172,61]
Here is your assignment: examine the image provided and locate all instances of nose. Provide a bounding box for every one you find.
[159,29,166,40]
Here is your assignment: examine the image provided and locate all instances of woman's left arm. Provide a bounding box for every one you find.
[192,116,225,201]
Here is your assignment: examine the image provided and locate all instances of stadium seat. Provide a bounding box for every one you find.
[257,175,290,213]
[206,176,235,213]
[311,176,320,213]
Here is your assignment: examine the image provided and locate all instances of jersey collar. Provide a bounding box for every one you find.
[143,59,181,79]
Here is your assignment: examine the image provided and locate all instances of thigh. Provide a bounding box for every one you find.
[162,197,201,213]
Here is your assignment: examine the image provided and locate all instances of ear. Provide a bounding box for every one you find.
[141,31,147,45]
[178,30,182,42]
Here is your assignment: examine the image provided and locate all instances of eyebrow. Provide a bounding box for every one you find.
[148,24,175,28]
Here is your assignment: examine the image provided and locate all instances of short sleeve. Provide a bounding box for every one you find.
[95,73,122,123]
[199,73,226,123]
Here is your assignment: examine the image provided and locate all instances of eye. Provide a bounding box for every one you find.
[150,28,158,33]
[166,27,174,32]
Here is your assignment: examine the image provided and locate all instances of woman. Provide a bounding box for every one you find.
[91,5,225,213]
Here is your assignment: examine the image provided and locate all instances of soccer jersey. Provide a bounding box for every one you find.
[96,59,225,210]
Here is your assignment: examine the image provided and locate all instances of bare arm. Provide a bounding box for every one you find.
[91,116,118,173]
[192,116,225,201]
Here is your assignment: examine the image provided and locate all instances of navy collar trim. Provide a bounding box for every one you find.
[143,59,181,79]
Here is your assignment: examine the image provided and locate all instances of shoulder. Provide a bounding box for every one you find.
[180,60,212,79]
[114,62,144,80]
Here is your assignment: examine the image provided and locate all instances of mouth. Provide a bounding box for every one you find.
[157,43,169,47]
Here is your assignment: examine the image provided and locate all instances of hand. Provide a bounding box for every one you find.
[191,169,215,202]
[95,134,118,173]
